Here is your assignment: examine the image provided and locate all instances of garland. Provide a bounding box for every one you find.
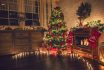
[72,20,104,33]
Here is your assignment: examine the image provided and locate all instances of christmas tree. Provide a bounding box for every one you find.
[46,6,67,49]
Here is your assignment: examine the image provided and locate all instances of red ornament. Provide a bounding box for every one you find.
[49,26,52,30]
[61,13,64,17]
[62,32,66,37]
[49,31,51,34]
[54,6,60,10]
[61,42,64,45]
[50,42,52,47]
[52,33,54,37]
[58,23,62,27]
[62,33,64,37]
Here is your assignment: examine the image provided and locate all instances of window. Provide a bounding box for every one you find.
[25,0,33,5]
[8,0,17,11]
[33,20,40,26]
[0,0,8,10]
[9,11,18,25]
[33,14,39,19]
[8,0,17,3]
[25,5,33,13]
[0,0,18,25]
[25,20,32,26]
[24,0,40,26]
[25,13,32,19]
[35,1,39,6]
[35,7,39,13]
[9,11,18,18]
[33,0,40,26]
[24,0,33,13]
[9,3,17,11]
[9,19,18,25]
[0,0,40,26]
[0,10,8,18]
[0,4,8,10]
[0,18,8,25]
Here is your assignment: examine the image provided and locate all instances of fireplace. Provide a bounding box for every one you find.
[72,27,100,60]
[72,28,93,58]
[73,28,90,49]
[75,36,89,49]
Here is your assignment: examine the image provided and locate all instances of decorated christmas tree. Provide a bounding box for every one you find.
[46,6,67,49]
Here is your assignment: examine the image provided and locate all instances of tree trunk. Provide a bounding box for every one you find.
[79,18,83,27]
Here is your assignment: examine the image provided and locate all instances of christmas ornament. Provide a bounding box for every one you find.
[44,6,67,48]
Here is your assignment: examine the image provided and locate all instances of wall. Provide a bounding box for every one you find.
[0,30,44,55]
[59,0,104,30]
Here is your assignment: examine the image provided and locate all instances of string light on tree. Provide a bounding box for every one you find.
[46,6,67,49]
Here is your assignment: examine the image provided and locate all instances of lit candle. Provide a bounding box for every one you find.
[81,40,83,45]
